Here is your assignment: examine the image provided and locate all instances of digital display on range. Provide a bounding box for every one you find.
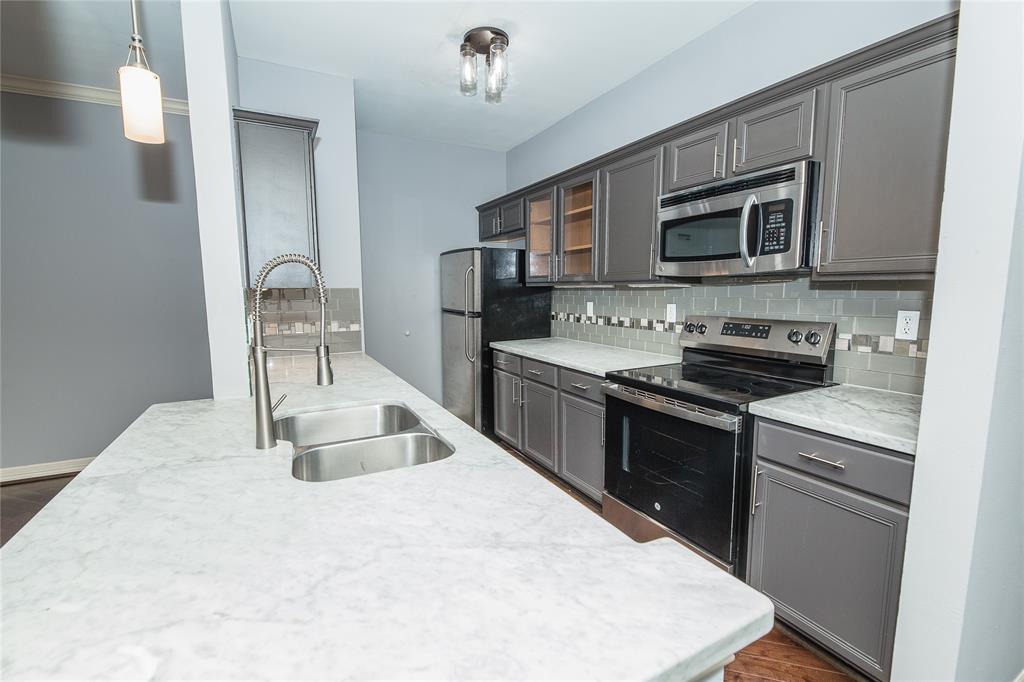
[721,322,772,339]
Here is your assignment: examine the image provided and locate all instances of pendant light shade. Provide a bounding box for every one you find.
[119,64,165,144]
[458,27,509,104]
[459,42,477,96]
[118,0,165,144]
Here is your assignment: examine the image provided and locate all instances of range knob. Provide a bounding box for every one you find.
[684,322,697,333]
[787,329,804,344]
[696,323,708,335]
[806,330,822,346]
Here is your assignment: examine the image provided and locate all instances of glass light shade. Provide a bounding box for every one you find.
[119,64,165,144]
[489,39,508,89]
[460,44,477,96]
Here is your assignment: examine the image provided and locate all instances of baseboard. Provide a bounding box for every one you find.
[0,457,94,484]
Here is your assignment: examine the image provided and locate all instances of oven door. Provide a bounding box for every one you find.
[604,387,742,566]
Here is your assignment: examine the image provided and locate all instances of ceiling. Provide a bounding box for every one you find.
[229,1,751,151]
[0,0,189,100]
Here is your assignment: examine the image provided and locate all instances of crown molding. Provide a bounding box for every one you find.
[0,73,189,115]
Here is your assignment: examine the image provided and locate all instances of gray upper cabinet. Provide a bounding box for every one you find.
[499,198,525,236]
[748,460,908,681]
[559,393,605,501]
[599,147,663,282]
[817,39,956,276]
[524,187,557,284]
[661,121,729,193]
[493,369,521,448]
[556,171,599,282]
[733,89,818,174]
[521,379,558,472]
[478,206,500,241]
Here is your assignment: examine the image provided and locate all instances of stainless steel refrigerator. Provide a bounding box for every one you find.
[440,248,551,433]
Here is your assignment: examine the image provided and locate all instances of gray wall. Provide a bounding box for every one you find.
[356,130,506,402]
[1,94,212,468]
[506,0,955,189]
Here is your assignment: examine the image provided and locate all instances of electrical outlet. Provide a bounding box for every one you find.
[666,303,677,324]
[586,301,594,319]
[895,310,920,341]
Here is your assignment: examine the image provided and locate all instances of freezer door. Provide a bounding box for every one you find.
[440,249,481,314]
[442,310,481,428]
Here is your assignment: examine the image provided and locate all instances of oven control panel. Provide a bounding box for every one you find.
[680,315,835,362]
[759,200,793,255]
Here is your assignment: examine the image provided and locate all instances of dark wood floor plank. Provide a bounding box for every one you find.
[740,640,843,672]
[1,475,75,546]
[730,652,852,682]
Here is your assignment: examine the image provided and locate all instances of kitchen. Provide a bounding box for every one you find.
[0,2,1021,681]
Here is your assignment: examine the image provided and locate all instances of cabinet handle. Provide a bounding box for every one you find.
[601,411,606,446]
[712,142,720,177]
[527,369,544,376]
[497,213,503,233]
[649,241,656,277]
[750,466,764,516]
[512,378,519,405]
[732,138,742,172]
[570,382,592,390]
[798,451,846,470]
[495,359,510,365]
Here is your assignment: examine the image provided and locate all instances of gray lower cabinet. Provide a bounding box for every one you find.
[748,422,911,681]
[661,121,729,193]
[732,88,818,174]
[492,369,521,448]
[521,379,558,472]
[598,146,663,282]
[558,393,604,501]
[817,38,956,276]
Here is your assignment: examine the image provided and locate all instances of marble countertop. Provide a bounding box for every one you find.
[490,337,679,377]
[749,384,922,455]
[1,353,771,680]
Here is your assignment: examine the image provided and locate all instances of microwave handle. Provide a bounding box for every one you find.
[738,194,759,268]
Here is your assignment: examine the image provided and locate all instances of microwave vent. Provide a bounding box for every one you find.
[659,167,797,209]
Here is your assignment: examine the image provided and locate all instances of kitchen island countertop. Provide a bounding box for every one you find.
[1,353,771,680]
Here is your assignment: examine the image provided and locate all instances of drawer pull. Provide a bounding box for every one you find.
[527,369,544,376]
[495,359,510,365]
[570,382,592,390]
[798,451,846,470]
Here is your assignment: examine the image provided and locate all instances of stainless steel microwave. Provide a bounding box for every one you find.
[654,160,816,278]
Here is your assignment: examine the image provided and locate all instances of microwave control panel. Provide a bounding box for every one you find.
[759,199,793,255]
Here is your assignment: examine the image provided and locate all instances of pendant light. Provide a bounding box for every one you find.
[458,27,509,104]
[118,0,165,144]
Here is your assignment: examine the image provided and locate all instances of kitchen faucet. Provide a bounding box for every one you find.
[251,253,333,449]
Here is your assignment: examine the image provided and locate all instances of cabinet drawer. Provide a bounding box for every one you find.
[559,369,606,403]
[755,419,913,505]
[522,359,558,387]
[492,351,521,374]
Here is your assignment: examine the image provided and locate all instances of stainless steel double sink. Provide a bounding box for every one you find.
[274,402,454,482]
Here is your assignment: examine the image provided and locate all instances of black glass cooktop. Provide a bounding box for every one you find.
[607,362,822,411]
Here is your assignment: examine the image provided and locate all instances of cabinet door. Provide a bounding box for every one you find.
[479,206,500,241]
[525,187,556,283]
[492,369,521,448]
[599,147,662,282]
[818,39,955,276]
[748,461,908,681]
[559,393,605,501]
[499,197,525,236]
[733,89,817,174]
[521,379,558,472]
[661,121,729,193]
[556,171,598,282]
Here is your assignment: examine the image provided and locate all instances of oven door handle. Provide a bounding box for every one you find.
[602,384,741,433]
[738,194,758,268]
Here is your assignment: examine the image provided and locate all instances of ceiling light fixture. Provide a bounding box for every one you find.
[459,27,509,104]
[118,0,165,144]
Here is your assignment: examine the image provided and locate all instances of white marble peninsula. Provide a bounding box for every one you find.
[0,354,771,680]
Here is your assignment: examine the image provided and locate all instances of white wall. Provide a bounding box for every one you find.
[237,58,362,292]
[506,0,955,190]
[356,130,506,401]
[891,2,1024,679]
[180,0,250,398]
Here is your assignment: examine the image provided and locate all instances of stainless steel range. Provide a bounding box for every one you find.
[602,315,836,575]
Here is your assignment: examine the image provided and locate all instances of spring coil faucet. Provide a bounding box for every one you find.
[251,253,333,449]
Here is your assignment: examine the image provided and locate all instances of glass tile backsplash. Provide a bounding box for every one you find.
[245,287,362,354]
[551,277,932,394]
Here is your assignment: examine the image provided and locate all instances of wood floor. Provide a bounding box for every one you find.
[3,463,857,681]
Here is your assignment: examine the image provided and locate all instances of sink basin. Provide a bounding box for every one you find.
[292,433,454,482]
[274,403,421,448]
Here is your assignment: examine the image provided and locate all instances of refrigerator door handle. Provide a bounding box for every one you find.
[464,265,477,363]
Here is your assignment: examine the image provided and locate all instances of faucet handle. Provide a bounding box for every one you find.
[271,393,287,413]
